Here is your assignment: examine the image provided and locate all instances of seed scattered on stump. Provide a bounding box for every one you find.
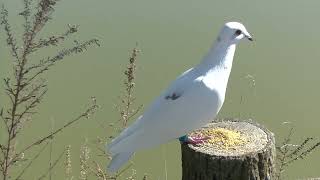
[191,128,246,149]
[188,121,268,156]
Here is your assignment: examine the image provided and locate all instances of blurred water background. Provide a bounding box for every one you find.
[1,0,320,179]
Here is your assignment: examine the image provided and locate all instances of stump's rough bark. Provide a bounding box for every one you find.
[181,120,275,180]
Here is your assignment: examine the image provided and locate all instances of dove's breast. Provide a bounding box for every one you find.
[175,79,224,129]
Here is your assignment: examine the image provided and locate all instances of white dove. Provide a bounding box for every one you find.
[107,22,253,172]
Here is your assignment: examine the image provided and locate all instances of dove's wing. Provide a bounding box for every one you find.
[108,68,194,153]
[108,67,223,154]
[108,68,193,150]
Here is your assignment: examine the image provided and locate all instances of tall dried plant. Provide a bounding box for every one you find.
[64,145,73,180]
[118,47,142,128]
[69,47,142,180]
[79,140,90,180]
[0,0,99,179]
[91,47,142,180]
[276,124,320,180]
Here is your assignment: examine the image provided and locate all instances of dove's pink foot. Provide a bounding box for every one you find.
[179,135,210,145]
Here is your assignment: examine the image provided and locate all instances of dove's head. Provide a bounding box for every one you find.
[217,22,253,44]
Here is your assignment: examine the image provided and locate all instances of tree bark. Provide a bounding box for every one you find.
[181,120,276,180]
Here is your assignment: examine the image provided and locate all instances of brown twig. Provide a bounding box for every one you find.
[0,5,19,61]
[14,100,98,159]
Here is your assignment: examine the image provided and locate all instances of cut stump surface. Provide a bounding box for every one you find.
[181,120,276,180]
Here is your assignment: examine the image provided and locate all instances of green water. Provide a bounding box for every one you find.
[1,0,320,179]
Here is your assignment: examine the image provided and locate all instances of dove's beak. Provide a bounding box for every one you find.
[247,36,253,41]
[245,34,253,41]
[243,30,253,41]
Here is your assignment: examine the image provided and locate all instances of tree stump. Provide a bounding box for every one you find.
[181,120,275,180]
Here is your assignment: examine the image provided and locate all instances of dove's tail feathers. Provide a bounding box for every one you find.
[108,152,134,173]
[108,116,143,150]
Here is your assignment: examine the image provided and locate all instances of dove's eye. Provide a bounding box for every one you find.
[235,30,242,36]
